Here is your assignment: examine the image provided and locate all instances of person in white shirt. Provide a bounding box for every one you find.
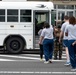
[65,16,76,71]
[39,22,54,64]
[59,16,70,66]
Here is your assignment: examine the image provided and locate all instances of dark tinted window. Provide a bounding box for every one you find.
[20,10,31,22]
[7,16,18,22]
[66,5,74,9]
[7,10,18,15]
[7,9,18,22]
[0,9,5,15]
[0,9,5,22]
[20,10,31,15]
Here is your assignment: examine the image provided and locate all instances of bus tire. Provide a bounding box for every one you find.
[6,37,24,54]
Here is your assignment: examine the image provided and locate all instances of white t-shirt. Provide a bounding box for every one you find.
[38,29,43,36]
[41,26,53,39]
[65,24,76,40]
[61,21,69,40]
[38,29,43,44]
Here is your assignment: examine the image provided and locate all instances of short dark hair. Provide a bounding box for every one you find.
[64,15,69,20]
[44,22,50,28]
[69,16,76,25]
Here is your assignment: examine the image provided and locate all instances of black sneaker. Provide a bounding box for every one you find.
[54,57,58,60]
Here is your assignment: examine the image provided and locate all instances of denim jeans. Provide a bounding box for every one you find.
[43,39,54,61]
[68,40,76,68]
[63,40,68,47]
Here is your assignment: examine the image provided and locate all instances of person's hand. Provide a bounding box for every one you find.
[38,41,41,45]
[59,38,61,43]
[72,42,75,46]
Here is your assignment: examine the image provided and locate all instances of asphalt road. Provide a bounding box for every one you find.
[0,53,76,75]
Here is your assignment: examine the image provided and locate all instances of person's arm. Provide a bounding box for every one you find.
[59,23,65,43]
[38,29,45,44]
[65,25,68,36]
[38,29,42,36]
[72,41,76,46]
[39,36,44,44]
[54,27,58,36]
[59,31,63,43]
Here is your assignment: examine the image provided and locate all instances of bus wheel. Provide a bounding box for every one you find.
[6,37,24,53]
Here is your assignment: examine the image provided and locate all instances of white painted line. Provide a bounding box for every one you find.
[0,54,66,62]
[22,54,66,59]
[0,71,76,74]
[62,54,66,55]
[0,58,66,62]
[0,55,40,60]
[21,54,66,57]
[0,55,65,62]
[0,54,67,59]
[0,59,15,61]
[21,54,40,56]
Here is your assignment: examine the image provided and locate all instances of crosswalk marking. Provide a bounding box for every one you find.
[0,54,66,59]
[0,71,76,74]
[0,54,66,62]
[0,55,40,60]
[0,58,15,61]
[0,58,66,62]
[0,51,67,61]
[21,54,40,56]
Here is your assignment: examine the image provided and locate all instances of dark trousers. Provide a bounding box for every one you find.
[74,44,76,54]
[39,44,43,59]
[43,39,54,61]
[68,40,76,68]
[54,37,62,59]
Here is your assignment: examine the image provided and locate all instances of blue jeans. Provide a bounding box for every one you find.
[43,39,54,61]
[63,40,68,47]
[68,40,76,68]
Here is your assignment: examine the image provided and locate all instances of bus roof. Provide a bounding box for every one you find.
[0,1,54,10]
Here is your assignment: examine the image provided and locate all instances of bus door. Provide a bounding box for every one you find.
[33,10,49,49]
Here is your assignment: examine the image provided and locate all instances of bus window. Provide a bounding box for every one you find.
[20,10,31,22]
[7,9,18,22]
[0,9,5,22]
[36,12,49,24]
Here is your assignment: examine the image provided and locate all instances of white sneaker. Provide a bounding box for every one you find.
[71,68,76,71]
[64,62,70,66]
[44,61,49,64]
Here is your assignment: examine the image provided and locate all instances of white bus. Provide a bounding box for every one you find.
[0,1,54,53]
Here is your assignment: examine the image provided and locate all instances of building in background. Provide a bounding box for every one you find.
[50,0,76,26]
